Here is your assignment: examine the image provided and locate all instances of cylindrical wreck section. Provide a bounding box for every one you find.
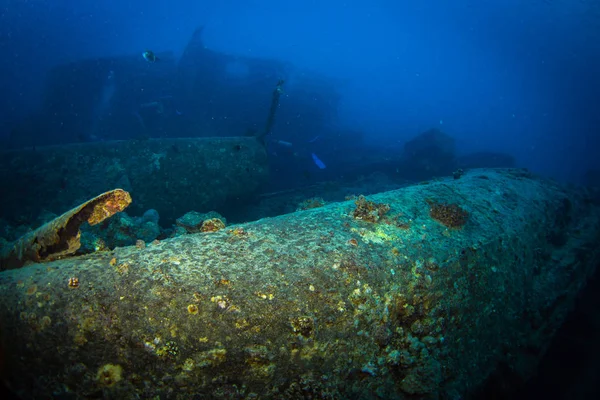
[0,169,598,399]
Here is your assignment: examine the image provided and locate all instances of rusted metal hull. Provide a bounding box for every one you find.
[0,169,598,399]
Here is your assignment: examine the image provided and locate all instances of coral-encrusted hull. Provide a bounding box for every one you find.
[0,169,598,399]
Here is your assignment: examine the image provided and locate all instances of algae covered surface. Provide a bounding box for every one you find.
[0,137,269,225]
[0,169,599,399]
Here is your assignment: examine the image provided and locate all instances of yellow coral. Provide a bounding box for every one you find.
[96,364,123,387]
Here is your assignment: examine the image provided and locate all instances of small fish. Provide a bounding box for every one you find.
[311,153,326,169]
[142,50,159,63]
[275,140,293,148]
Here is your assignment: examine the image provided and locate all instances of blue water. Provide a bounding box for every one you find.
[0,0,598,183]
[1,2,600,399]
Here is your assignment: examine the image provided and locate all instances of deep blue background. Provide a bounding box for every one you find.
[1,0,599,182]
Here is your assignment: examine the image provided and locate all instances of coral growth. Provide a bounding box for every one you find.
[87,190,132,225]
[81,208,162,252]
[297,197,326,211]
[68,277,79,289]
[200,218,226,233]
[96,364,123,387]
[228,227,248,238]
[290,316,315,338]
[175,211,227,234]
[352,195,390,223]
[427,200,469,229]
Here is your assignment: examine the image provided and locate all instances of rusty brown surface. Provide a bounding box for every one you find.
[0,189,131,271]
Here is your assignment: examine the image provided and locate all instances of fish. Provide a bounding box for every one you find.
[311,153,326,169]
[275,140,293,148]
[142,50,159,63]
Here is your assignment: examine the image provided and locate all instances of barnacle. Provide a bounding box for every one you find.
[290,316,314,338]
[68,277,80,289]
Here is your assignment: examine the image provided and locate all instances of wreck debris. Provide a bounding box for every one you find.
[0,189,131,270]
[258,79,285,145]
[0,138,268,227]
